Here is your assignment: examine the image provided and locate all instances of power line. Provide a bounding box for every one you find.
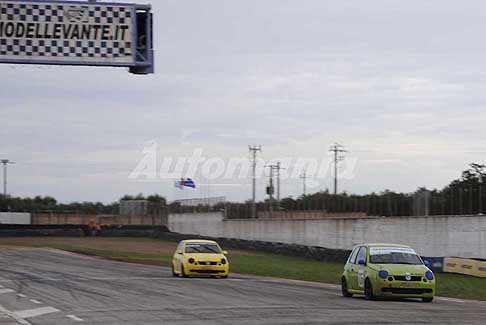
[329,143,347,195]
[248,145,261,218]
[1,159,15,197]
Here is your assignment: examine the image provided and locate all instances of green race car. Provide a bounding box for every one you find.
[341,243,435,302]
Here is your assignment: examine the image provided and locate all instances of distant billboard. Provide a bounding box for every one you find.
[0,0,153,74]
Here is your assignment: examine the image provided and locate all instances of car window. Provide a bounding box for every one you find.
[356,246,367,264]
[369,247,422,265]
[185,243,221,253]
[176,242,183,252]
[348,247,359,264]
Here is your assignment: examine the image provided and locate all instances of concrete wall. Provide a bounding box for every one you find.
[167,212,486,259]
[0,212,31,224]
[168,212,224,238]
[257,210,368,219]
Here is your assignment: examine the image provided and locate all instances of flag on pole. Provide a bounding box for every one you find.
[175,178,196,189]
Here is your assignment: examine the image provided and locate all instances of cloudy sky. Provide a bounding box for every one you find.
[2,0,486,203]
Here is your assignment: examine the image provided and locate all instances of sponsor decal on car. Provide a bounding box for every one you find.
[369,247,417,255]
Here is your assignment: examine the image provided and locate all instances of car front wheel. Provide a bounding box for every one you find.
[364,279,374,300]
[422,297,433,303]
[171,263,177,277]
[341,277,353,297]
[181,264,189,278]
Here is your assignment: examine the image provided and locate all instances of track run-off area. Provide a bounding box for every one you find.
[0,248,484,324]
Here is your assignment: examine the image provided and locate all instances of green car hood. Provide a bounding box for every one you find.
[370,263,428,276]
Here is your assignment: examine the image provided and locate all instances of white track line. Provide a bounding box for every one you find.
[67,315,85,322]
[436,297,466,303]
[0,304,31,325]
[14,307,60,319]
[0,289,14,295]
[17,293,27,298]
[29,299,42,304]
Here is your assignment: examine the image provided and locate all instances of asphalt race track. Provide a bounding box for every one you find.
[0,248,484,324]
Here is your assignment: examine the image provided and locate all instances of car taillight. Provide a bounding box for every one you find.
[188,258,195,264]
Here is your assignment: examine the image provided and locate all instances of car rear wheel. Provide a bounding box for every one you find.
[364,279,374,300]
[422,297,433,303]
[341,277,353,297]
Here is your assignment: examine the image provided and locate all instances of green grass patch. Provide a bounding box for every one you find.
[229,252,343,284]
[435,273,486,301]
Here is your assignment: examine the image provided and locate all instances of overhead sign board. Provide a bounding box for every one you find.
[0,0,153,74]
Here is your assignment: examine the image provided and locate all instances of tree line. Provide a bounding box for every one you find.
[224,163,486,218]
[2,164,484,218]
[0,194,167,214]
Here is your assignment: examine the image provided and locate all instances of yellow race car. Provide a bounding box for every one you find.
[172,239,229,278]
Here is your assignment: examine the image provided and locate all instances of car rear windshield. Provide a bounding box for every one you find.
[185,243,221,253]
[369,247,422,265]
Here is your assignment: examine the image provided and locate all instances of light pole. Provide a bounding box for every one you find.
[329,144,347,195]
[265,164,277,217]
[300,170,307,196]
[249,146,261,218]
[1,159,15,197]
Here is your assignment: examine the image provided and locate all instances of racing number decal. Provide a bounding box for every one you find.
[358,269,365,288]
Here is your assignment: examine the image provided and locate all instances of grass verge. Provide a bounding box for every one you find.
[0,237,485,301]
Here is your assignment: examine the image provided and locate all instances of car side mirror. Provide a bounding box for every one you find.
[424,260,430,267]
[357,259,366,265]
[177,251,183,255]
[223,250,228,255]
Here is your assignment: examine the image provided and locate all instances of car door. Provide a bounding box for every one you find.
[350,246,363,290]
[345,247,359,290]
[355,246,368,291]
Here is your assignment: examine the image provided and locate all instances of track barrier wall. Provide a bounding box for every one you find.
[442,257,486,278]
[167,212,486,259]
